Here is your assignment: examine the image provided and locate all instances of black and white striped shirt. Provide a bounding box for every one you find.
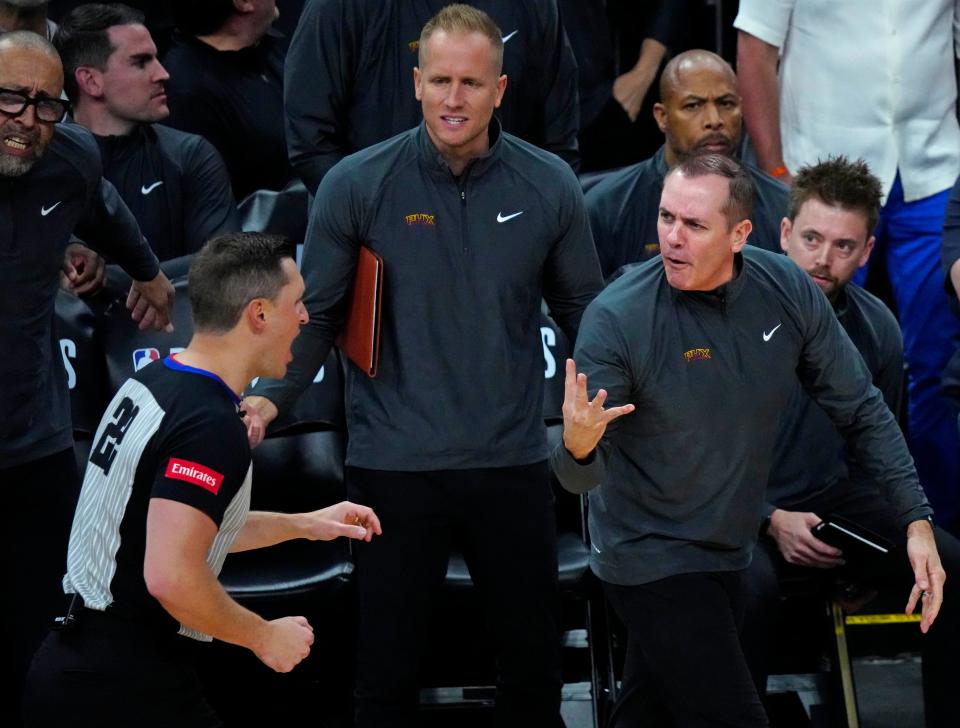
[63,356,251,642]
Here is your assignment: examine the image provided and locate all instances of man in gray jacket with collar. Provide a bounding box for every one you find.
[555,153,943,727]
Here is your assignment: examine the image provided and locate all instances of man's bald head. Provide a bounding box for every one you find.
[0,31,64,176]
[653,49,743,167]
[0,28,61,65]
[659,50,737,103]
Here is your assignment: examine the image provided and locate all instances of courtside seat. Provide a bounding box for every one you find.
[219,350,351,608]
[208,359,352,728]
[541,303,572,424]
[443,531,591,594]
[55,288,110,472]
[219,427,352,605]
[238,180,310,246]
[99,275,194,393]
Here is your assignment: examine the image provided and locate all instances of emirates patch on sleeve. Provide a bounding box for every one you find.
[165,458,224,495]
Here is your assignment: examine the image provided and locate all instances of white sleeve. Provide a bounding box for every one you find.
[733,0,798,48]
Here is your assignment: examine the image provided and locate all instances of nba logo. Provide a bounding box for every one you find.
[132,348,161,371]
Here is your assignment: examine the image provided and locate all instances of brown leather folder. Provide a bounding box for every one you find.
[336,245,384,377]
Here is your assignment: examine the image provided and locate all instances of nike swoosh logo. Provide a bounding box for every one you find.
[502,30,518,43]
[762,323,783,342]
[497,211,524,223]
[141,181,164,195]
[40,201,61,216]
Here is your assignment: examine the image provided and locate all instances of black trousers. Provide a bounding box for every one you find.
[741,484,960,728]
[1,448,80,728]
[347,462,564,728]
[23,607,222,728]
[604,571,769,728]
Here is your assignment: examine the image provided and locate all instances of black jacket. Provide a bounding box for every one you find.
[0,123,159,464]
[93,123,240,262]
[163,31,293,199]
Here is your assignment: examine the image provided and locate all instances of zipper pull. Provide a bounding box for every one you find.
[460,190,465,201]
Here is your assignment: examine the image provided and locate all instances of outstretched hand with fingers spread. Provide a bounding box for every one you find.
[561,358,635,460]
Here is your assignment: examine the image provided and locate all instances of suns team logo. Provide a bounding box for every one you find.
[405,213,436,227]
[683,348,712,363]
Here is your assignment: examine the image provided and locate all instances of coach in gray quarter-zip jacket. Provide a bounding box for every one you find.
[284,0,580,193]
[553,153,942,727]
[244,6,600,727]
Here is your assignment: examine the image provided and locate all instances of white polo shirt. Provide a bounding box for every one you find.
[735,0,960,203]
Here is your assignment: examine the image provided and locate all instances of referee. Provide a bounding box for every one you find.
[23,233,381,728]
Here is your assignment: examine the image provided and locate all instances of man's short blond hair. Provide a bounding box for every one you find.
[418,4,503,72]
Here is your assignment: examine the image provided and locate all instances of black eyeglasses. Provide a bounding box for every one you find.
[0,87,70,123]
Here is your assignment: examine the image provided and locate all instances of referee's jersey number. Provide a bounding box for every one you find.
[90,397,140,476]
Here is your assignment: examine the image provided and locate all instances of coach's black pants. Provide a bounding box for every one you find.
[347,462,564,728]
[1,448,80,728]
[603,571,769,728]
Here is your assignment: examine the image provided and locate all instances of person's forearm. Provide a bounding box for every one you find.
[628,38,666,81]
[612,38,667,122]
[81,179,160,282]
[230,511,307,552]
[145,554,269,651]
[736,31,787,177]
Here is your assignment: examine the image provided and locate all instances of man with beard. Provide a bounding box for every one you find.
[741,157,960,726]
[585,49,789,279]
[55,3,240,268]
[0,30,173,726]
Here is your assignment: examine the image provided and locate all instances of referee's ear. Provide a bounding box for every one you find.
[246,299,269,332]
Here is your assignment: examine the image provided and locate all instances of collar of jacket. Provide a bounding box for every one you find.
[653,144,669,179]
[93,123,156,163]
[417,116,504,181]
[671,251,747,306]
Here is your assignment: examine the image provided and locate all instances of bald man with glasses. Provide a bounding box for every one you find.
[0,31,174,727]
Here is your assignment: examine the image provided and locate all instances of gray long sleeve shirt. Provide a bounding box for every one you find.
[1,123,160,465]
[253,120,602,470]
[552,247,931,586]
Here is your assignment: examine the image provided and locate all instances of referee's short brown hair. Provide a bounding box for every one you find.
[189,232,295,333]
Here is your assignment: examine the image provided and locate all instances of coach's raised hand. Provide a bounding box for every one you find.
[561,358,635,460]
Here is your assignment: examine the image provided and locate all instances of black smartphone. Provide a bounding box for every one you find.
[812,516,894,560]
